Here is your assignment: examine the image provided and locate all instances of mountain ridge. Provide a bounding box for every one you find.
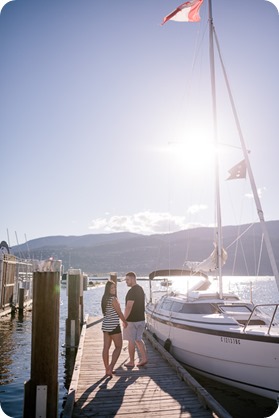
[9,220,279,276]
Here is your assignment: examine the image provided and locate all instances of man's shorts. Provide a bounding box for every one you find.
[123,321,145,341]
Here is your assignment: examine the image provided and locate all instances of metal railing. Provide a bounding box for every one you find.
[243,303,279,335]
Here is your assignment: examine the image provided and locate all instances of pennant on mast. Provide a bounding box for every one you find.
[161,0,204,25]
[227,159,247,180]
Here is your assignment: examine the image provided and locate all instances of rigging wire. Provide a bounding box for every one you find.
[213,24,279,286]
[256,233,264,277]
[226,222,256,250]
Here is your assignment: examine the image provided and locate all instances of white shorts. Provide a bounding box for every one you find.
[123,321,145,342]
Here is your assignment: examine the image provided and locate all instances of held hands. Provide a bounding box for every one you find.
[122,320,128,328]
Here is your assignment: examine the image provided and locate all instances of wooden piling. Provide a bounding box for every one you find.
[18,287,25,312]
[82,273,88,291]
[110,272,117,284]
[23,271,60,418]
[80,273,88,326]
[110,272,117,296]
[66,269,82,348]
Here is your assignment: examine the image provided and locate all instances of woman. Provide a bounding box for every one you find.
[101,280,127,377]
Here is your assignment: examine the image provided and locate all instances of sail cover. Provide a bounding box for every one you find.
[184,244,227,273]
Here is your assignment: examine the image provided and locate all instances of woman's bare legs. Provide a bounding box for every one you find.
[102,332,112,375]
[107,332,123,375]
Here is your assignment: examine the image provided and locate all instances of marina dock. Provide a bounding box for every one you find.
[0,252,34,317]
[63,317,232,418]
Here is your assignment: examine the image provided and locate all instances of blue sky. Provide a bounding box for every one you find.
[0,0,278,246]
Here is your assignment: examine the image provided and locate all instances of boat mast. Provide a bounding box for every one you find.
[209,0,279,292]
[208,0,223,297]
[212,26,279,293]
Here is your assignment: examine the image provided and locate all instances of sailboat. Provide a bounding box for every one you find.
[145,0,279,401]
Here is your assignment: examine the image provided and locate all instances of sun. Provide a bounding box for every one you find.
[167,133,216,176]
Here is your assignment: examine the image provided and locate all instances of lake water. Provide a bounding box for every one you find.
[0,276,278,418]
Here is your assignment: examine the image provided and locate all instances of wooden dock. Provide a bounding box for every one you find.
[63,317,232,418]
[0,252,34,317]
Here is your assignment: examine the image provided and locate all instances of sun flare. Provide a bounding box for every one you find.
[167,135,216,175]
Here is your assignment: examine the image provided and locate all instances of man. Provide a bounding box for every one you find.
[123,271,148,367]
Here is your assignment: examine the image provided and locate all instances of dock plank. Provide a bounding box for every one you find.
[64,317,231,418]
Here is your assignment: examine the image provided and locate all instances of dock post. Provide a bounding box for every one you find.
[18,287,25,313]
[23,270,60,418]
[110,272,117,287]
[110,272,117,295]
[110,272,117,284]
[65,269,82,348]
[79,273,87,327]
[83,273,88,291]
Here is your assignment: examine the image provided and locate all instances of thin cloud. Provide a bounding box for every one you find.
[187,204,208,214]
[245,187,266,199]
[88,210,207,235]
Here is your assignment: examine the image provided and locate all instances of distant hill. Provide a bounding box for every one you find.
[10,221,279,276]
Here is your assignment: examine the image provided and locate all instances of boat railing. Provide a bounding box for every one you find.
[149,290,169,303]
[243,303,279,334]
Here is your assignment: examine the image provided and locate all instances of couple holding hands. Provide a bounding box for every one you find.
[101,271,148,377]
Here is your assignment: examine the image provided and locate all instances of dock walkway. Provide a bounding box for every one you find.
[63,317,232,418]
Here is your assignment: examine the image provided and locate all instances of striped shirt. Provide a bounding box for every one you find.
[102,296,120,332]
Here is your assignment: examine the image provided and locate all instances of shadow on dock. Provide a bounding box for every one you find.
[63,317,231,418]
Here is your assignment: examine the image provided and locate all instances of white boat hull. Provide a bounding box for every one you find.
[146,306,279,400]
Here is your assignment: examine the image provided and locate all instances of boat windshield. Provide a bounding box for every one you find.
[218,305,252,315]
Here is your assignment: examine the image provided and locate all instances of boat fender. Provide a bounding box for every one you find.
[164,338,172,352]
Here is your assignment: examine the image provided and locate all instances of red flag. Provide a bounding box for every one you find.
[227,160,246,180]
[161,0,204,25]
